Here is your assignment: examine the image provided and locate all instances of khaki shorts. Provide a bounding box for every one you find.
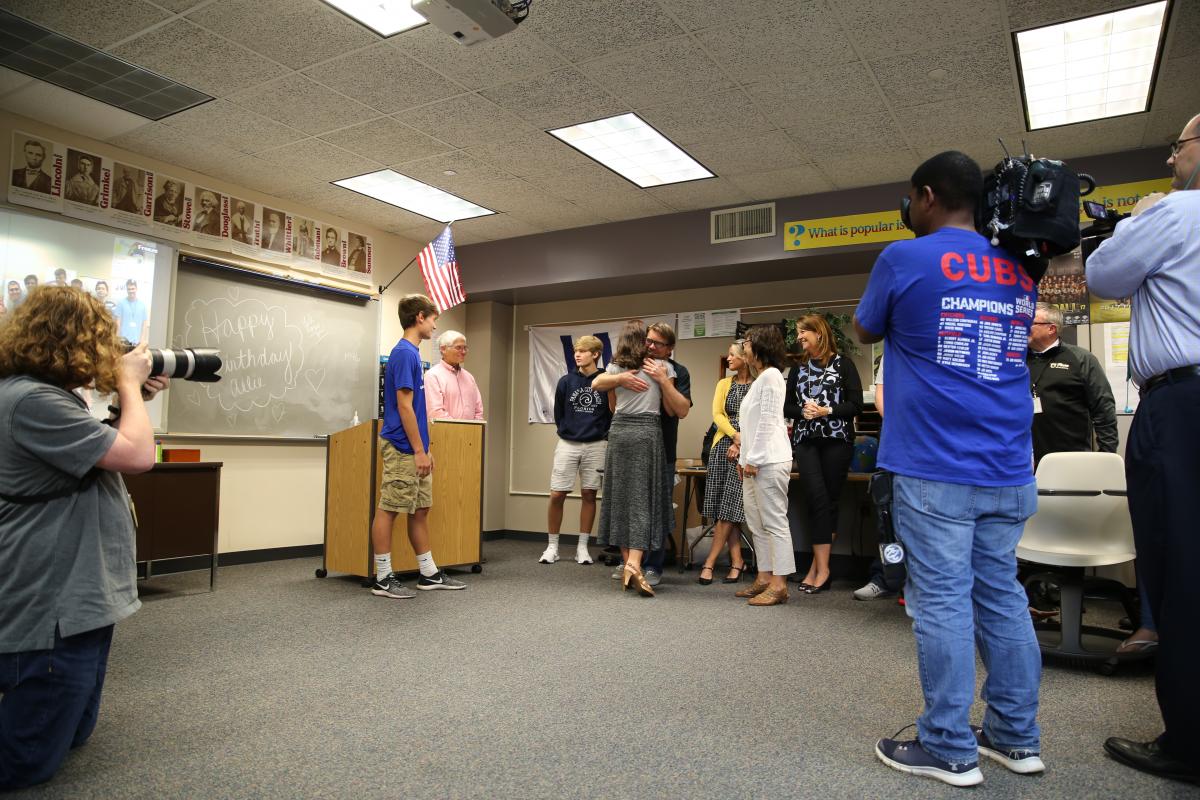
[379,440,432,514]
[550,439,606,492]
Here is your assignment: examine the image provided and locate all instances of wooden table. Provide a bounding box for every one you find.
[123,462,222,590]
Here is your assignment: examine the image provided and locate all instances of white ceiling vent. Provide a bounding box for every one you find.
[710,202,775,244]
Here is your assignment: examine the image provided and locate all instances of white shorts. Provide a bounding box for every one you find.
[550,439,606,492]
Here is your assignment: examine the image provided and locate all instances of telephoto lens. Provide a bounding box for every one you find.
[149,348,222,382]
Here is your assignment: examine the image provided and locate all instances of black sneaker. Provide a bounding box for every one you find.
[876,736,983,787]
[972,726,1045,774]
[417,570,467,590]
[371,573,415,599]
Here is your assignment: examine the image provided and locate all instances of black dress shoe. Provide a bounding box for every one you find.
[1104,737,1200,784]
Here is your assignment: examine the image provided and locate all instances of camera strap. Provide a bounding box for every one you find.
[0,469,100,505]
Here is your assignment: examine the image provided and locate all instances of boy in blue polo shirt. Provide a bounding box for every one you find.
[371,294,466,598]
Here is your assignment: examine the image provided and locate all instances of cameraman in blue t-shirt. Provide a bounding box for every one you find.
[854,152,1043,787]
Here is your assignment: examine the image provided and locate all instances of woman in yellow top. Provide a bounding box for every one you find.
[697,341,751,584]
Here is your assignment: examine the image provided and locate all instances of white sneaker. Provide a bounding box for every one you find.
[575,548,593,564]
[538,547,559,564]
[611,562,625,579]
[854,580,897,601]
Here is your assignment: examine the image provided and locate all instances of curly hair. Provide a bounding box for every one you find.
[0,285,123,392]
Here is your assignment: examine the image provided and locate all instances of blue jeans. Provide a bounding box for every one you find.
[0,625,114,790]
[892,475,1041,764]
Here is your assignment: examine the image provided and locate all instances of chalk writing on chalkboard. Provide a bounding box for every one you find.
[178,286,307,418]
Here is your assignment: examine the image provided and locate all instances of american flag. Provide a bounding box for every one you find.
[417,225,465,312]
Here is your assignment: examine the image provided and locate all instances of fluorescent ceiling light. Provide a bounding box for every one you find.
[548,113,714,188]
[321,1,426,36]
[1015,1,1168,130]
[333,169,494,222]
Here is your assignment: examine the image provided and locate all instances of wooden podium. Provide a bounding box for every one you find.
[319,418,485,579]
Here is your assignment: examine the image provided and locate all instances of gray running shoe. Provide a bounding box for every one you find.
[417,570,467,590]
[644,568,662,587]
[371,573,416,599]
[611,562,625,579]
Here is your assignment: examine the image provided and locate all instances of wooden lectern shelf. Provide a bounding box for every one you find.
[321,419,484,579]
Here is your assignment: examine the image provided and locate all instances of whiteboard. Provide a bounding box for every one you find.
[165,257,379,438]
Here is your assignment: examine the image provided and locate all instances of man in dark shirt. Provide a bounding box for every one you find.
[642,322,691,586]
[1027,302,1118,465]
[11,140,51,194]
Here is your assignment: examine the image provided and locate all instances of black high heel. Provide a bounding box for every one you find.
[803,577,832,594]
[722,565,744,584]
[697,565,714,585]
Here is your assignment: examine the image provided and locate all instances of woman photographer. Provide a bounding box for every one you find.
[0,285,166,790]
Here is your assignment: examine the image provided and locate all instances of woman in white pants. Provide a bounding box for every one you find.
[734,324,796,606]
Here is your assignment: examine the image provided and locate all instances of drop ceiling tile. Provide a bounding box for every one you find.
[479,66,627,131]
[894,92,1026,156]
[319,116,453,165]
[453,177,548,211]
[256,137,383,183]
[1005,0,1138,31]
[107,121,233,172]
[577,35,734,109]
[302,43,462,114]
[110,19,287,97]
[726,165,835,201]
[393,24,567,91]
[695,3,858,84]
[817,152,921,191]
[1148,54,1200,111]
[0,0,170,50]
[194,152,314,196]
[686,130,807,176]
[1022,114,1151,160]
[639,89,773,146]
[645,177,750,211]
[743,63,889,131]
[466,130,593,178]
[657,0,796,32]
[1166,0,1200,59]
[838,0,1003,54]
[519,160,642,197]
[151,0,206,11]
[452,213,542,244]
[510,200,602,232]
[568,189,674,221]
[1142,108,1192,150]
[395,151,516,192]
[399,93,536,149]
[187,0,379,70]
[869,35,1013,109]
[161,98,305,155]
[394,220,446,241]
[784,108,906,161]
[523,0,684,61]
[229,73,376,135]
[1,77,148,140]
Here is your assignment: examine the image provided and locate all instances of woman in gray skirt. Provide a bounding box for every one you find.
[593,319,677,597]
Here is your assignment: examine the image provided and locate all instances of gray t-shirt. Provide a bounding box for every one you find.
[0,375,139,651]
[606,359,675,415]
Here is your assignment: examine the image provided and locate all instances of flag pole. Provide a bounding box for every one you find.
[377,221,454,296]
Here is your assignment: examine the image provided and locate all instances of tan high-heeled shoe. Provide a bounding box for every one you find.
[735,578,769,598]
[748,587,789,606]
[622,564,655,597]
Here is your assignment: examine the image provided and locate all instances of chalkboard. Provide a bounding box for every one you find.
[166,258,379,437]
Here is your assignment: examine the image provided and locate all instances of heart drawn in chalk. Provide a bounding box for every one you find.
[271,405,286,423]
[304,368,326,393]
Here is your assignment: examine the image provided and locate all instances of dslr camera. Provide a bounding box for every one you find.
[123,341,222,383]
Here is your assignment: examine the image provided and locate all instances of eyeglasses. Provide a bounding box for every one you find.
[1030,321,1054,327]
[449,345,468,352]
[645,338,669,347]
[1169,135,1200,157]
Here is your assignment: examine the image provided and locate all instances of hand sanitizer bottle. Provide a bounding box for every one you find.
[351,410,360,426]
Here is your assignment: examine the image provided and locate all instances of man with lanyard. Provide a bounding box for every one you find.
[1088,113,1200,785]
[1026,302,1118,466]
[855,151,1043,787]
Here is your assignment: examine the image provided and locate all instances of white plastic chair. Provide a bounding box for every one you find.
[1018,452,1145,672]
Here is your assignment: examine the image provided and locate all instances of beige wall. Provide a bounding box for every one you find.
[464,301,514,531]
[0,110,467,554]
[499,272,873,533]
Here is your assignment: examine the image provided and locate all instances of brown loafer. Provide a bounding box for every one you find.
[735,579,769,598]
[748,587,789,606]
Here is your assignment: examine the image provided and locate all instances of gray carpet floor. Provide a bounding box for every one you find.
[9,539,1194,799]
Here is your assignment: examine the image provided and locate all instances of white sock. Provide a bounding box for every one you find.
[374,553,392,581]
[576,534,589,550]
[546,534,560,549]
[416,551,438,577]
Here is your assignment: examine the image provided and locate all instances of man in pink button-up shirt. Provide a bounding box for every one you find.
[425,330,484,420]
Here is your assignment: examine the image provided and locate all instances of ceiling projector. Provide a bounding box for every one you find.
[413,0,530,46]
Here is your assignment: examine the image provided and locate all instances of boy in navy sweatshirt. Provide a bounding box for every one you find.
[542,335,612,564]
